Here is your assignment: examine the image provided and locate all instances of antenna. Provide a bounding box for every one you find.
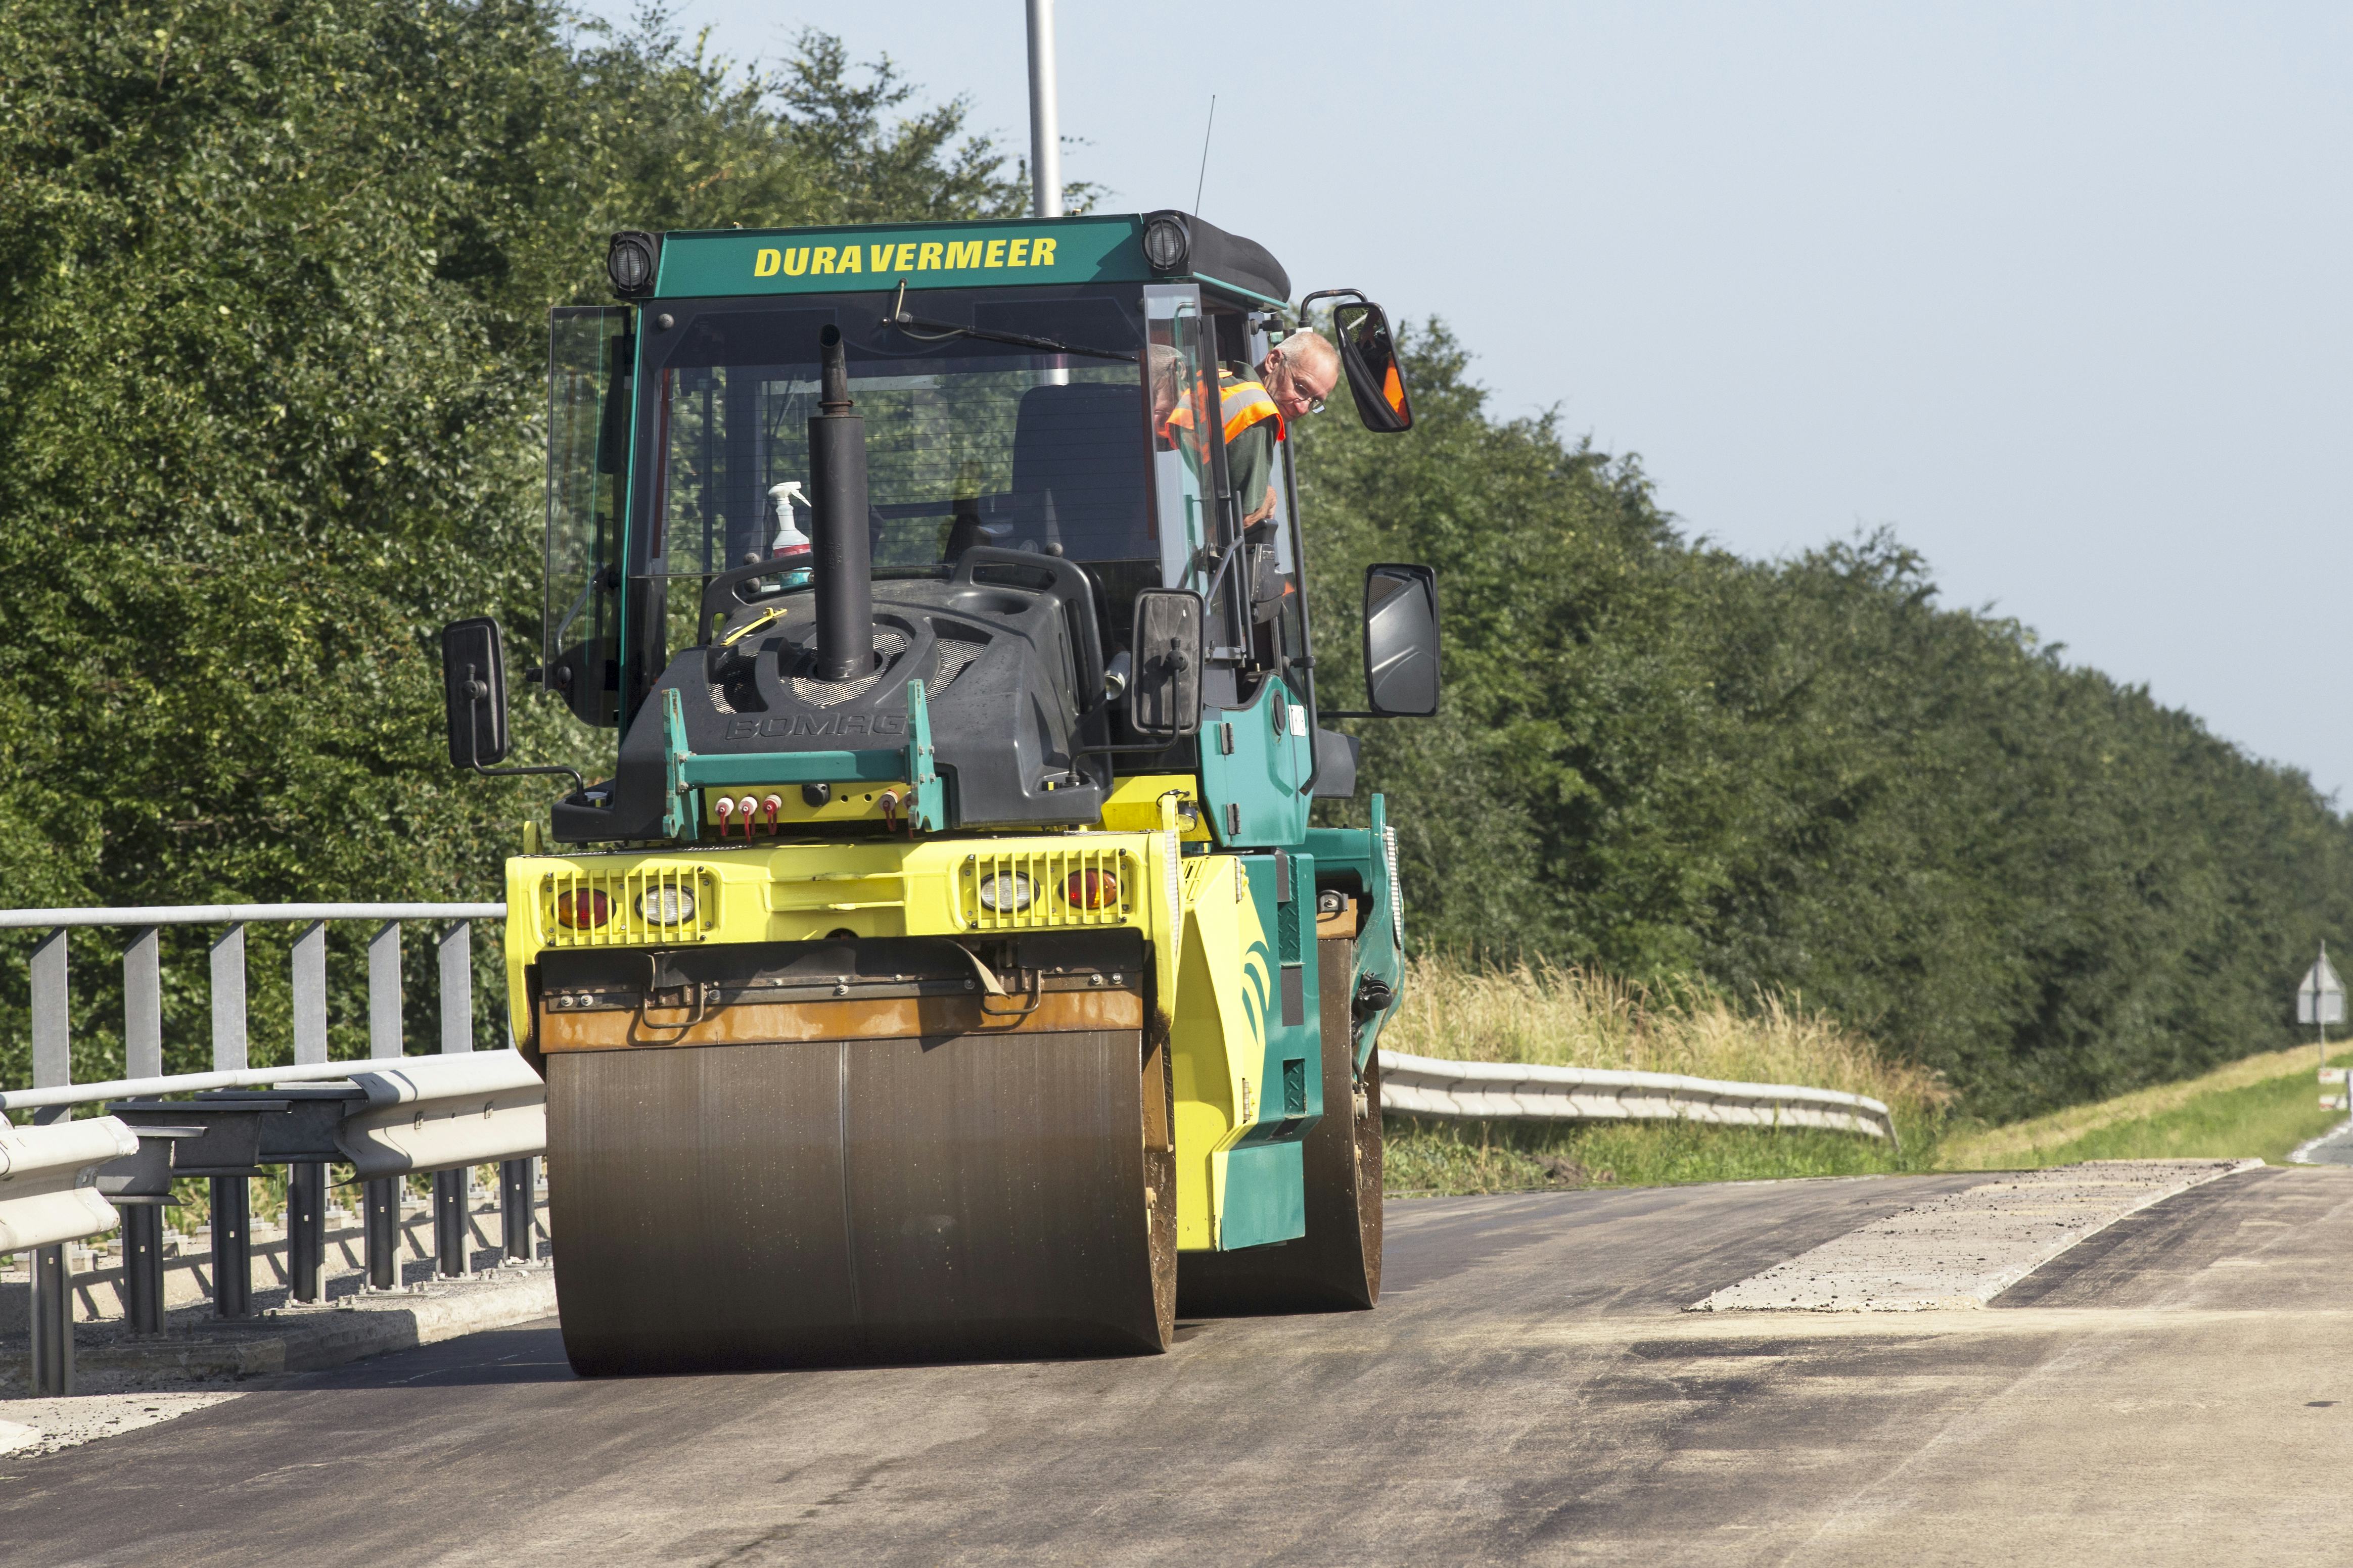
[1193,95,1217,215]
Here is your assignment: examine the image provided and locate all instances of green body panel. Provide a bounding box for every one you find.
[660,682,943,841]
[1305,793,1405,1072]
[1217,1141,1306,1250]
[653,217,1150,300]
[1199,678,1313,849]
[1230,851,1322,1147]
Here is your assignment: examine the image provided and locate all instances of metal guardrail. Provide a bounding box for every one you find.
[1377,1050,1899,1143]
[0,902,539,1396]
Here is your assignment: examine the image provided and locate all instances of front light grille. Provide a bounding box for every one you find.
[959,845,1144,932]
[538,864,717,946]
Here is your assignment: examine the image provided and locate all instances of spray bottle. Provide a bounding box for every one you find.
[767,480,814,589]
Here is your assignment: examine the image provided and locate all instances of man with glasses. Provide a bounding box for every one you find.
[1220,328,1339,528]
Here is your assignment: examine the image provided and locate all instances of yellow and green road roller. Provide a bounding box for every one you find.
[439,210,1440,1371]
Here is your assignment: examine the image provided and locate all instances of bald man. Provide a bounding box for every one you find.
[1220,328,1339,528]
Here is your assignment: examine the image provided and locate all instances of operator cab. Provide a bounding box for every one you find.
[457,212,1435,846]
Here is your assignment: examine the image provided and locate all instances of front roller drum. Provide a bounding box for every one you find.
[550,1026,1176,1373]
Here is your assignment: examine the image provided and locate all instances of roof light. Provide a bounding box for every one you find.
[607,230,659,297]
[1141,211,1190,274]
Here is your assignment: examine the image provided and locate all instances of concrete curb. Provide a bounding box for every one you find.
[70,1266,559,1380]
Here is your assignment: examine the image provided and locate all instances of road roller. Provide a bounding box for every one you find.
[439,210,1441,1371]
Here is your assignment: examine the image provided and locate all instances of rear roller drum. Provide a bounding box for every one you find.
[1176,934,1383,1315]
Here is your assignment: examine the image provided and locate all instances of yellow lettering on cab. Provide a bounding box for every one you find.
[917,242,944,270]
[753,249,781,277]
[1007,239,1030,266]
[812,246,837,275]
[1031,237,1057,268]
[946,240,982,268]
[838,245,862,273]
[781,248,808,276]
[984,239,1007,268]
[895,243,917,271]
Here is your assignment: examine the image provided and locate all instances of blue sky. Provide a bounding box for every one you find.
[580,1,2353,797]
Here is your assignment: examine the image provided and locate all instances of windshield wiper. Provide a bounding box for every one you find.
[881,281,1137,364]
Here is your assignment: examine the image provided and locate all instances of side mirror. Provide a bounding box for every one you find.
[441,617,511,768]
[1128,589,1204,739]
[1363,565,1440,716]
[1332,301,1414,434]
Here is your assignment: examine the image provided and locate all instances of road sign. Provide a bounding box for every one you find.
[2298,949,2344,1026]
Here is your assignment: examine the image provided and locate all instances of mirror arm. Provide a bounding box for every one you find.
[458,689,587,796]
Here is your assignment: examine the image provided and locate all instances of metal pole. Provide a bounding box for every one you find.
[434,921,475,1274]
[434,1169,469,1278]
[366,921,402,1287]
[208,924,253,1318]
[290,917,331,1300]
[29,1242,71,1397]
[288,1162,326,1303]
[1025,0,1062,219]
[123,1204,165,1335]
[124,926,162,1079]
[501,1157,537,1261]
[209,1175,251,1319]
[364,1172,399,1291]
[292,920,328,1065]
[29,927,72,1395]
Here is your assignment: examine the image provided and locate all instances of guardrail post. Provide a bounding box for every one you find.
[364,922,402,1289]
[501,1158,537,1261]
[121,925,172,1331]
[288,920,329,1302]
[363,1173,398,1291]
[123,1205,165,1334]
[209,924,253,1318]
[29,927,73,1394]
[432,922,473,1276]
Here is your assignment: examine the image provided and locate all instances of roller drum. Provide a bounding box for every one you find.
[550,1025,1174,1374]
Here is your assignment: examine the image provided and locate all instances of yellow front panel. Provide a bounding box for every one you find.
[503,828,1270,1254]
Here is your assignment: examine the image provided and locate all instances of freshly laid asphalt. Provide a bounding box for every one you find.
[8,1164,2353,1566]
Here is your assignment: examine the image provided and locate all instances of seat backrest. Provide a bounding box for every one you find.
[1007,382,1152,562]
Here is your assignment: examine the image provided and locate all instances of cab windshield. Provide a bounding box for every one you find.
[634,286,1157,595]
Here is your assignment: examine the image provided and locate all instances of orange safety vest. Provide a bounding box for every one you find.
[1218,367,1286,446]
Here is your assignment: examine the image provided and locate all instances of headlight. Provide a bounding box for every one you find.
[977,873,1034,912]
[606,230,659,296]
[553,890,610,929]
[639,885,696,925]
[1064,870,1119,910]
[1141,211,1190,273]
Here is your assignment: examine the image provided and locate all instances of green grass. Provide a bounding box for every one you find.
[1382,1115,1927,1198]
[1939,1043,2353,1171]
[1967,1062,2349,1167]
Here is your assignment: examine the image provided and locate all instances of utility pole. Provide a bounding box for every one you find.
[1026,0,1062,219]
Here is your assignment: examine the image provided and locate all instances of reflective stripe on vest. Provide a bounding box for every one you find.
[1218,369,1285,446]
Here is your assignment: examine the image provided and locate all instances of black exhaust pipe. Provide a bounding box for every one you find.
[811,324,872,680]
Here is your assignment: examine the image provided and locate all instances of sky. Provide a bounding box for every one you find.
[580,1,2353,797]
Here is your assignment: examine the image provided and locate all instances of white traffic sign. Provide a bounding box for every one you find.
[2298,949,2344,1026]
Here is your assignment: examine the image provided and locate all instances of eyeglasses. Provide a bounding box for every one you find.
[1271,356,1326,416]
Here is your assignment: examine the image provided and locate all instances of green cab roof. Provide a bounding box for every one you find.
[650,212,1290,309]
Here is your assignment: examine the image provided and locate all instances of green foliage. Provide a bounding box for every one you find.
[0,1,1036,1084]
[1302,326,2353,1121]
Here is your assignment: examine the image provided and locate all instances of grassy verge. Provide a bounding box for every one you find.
[1938,1042,2353,1169]
[1379,957,1951,1196]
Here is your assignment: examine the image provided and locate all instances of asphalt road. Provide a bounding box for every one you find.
[8,1166,2353,1566]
